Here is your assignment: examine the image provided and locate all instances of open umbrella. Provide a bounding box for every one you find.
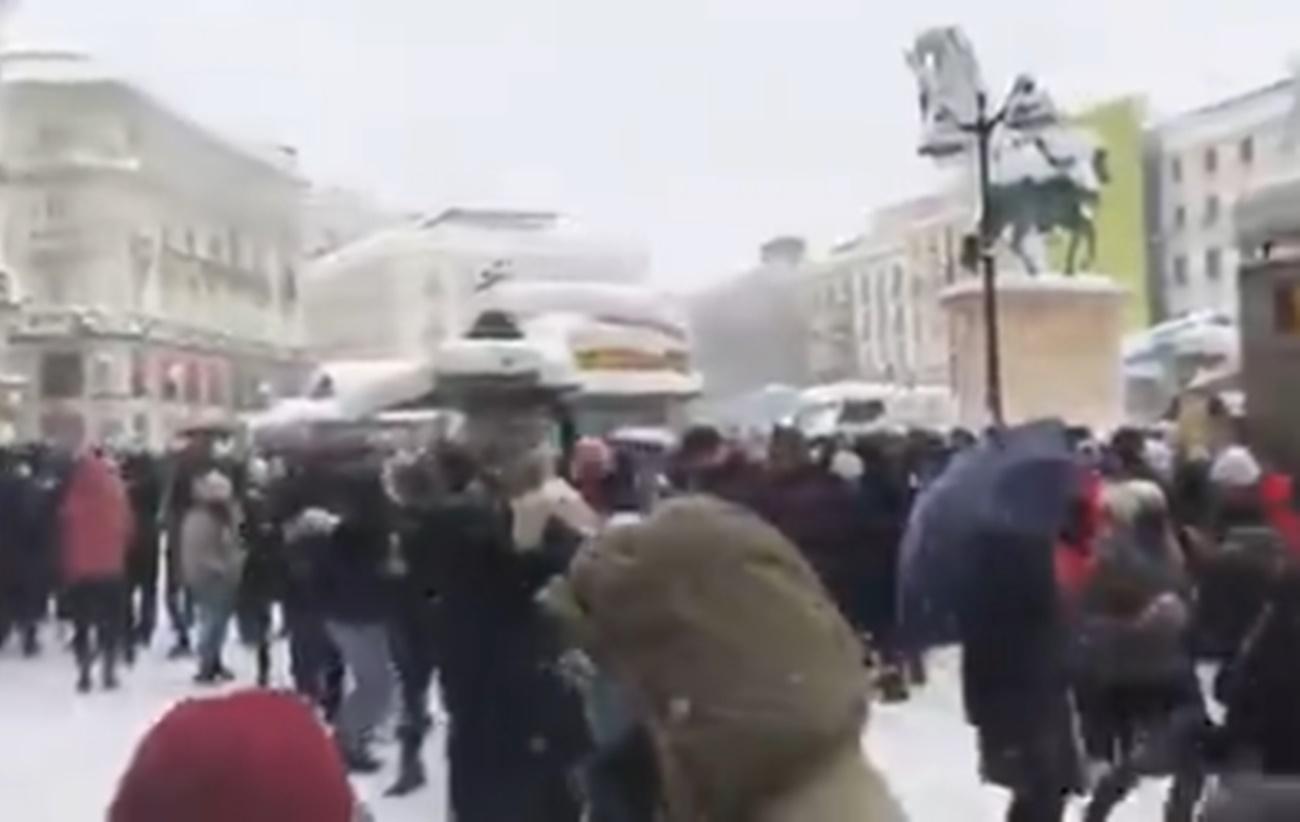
[898,419,1080,647]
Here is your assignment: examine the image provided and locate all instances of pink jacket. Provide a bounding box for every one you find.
[59,454,135,583]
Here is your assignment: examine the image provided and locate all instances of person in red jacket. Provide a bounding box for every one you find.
[1055,467,1104,604]
[59,449,135,692]
[1259,471,1300,559]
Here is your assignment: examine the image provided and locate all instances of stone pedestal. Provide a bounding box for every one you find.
[941,273,1126,431]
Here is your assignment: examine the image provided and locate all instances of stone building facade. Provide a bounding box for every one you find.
[0,51,306,446]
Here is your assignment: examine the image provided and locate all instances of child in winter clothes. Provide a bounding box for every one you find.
[181,470,245,684]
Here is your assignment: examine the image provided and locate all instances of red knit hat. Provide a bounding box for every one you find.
[109,690,356,822]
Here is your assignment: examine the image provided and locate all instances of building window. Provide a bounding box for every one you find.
[132,413,150,442]
[1205,146,1218,175]
[1173,205,1186,230]
[281,266,298,308]
[161,361,182,402]
[208,363,228,407]
[228,230,243,269]
[1240,136,1255,166]
[130,351,149,398]
[40,352,85,399]
[1206,247,1223,281]
[1204,195,1221,226]
[90,356,112,397]
[34,123,73,150]
[45,272,69,303]
[1170,156,1183,183]
[1172,254,1188,286]
[184,362,201,404]
[1275,282,1300,335]
[45,194,68,221]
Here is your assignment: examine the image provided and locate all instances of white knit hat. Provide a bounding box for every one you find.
[192,470,234,503]
[1210,445,1262,488]
[829,450,864,482]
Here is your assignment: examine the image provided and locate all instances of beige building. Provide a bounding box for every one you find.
[803,191,969,386]
[0,267,23,440]
[0,50,306,446]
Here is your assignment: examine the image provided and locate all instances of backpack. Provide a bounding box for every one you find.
[569,497,874,821]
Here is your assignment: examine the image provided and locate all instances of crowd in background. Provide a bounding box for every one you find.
[3,399,1300,820]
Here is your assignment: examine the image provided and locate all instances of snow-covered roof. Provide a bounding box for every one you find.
[307,210,648,285]
[484,281,688,340]
[800,381,899,404]
[0,49,113,83]
[0,50,302,180]
[1122,311,1237,361]
[609,426,678,449]
[244,397,347,433]
[301,359,436,417]
[941,273,1127,302]
[1237,168,1300,248]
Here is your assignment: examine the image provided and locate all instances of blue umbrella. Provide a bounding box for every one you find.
[898,419,1079,647]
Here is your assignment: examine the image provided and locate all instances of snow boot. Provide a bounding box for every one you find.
[194,662,222,686]
[385,758,427,797]
[337,737,383,775]
[255,643,271,688]
[877,667,909,704]
[385,718,431,796]
[906,653,928,687]
[166,636,192,659]
[20,625,40,658]
[76,667,93,693]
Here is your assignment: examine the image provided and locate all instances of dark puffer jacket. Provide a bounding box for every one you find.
[751,465,869,630]
[277,460,394,625]
[1218,571,1300,775]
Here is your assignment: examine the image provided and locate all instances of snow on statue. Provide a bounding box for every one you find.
[906,26,1110,276]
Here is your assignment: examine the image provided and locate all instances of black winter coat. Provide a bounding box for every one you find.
[752,466,872,631]
[958,531,1080,794]
[277,463,394,624]
[1220,587,1300,774]
[0,455,60,619]
[432,490,589,822]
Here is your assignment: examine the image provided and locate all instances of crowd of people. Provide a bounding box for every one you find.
[3,400,1300,821]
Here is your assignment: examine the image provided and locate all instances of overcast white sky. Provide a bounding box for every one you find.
[7,0,1300,288]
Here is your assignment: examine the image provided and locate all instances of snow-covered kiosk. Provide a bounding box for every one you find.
[470,279,703,435]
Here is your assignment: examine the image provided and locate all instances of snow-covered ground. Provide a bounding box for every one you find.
[0,638,1167,821]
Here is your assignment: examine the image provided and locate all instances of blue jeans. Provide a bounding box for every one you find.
[193,582,236,672]
[325,621,395,751]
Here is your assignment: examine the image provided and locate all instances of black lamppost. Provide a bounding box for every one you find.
[967,90,1006,426]
[908,27,1064,429]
